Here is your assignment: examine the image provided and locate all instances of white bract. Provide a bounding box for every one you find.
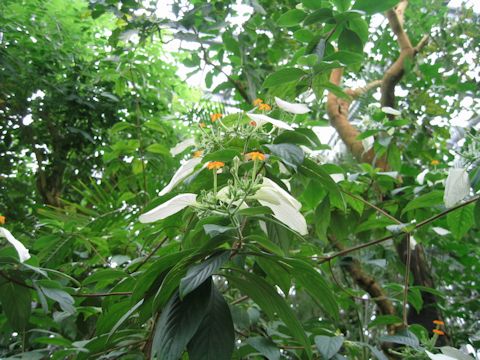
[425,350,456,360]
[0,227,31,263]
[254,178,307,235]
[170,138,195,157]
[247,113,294,131]
[362,136,374,153]
[443,167,470,208]
[381,106,401,116]
[159,157,203,196]
[139,193,197,223]
[274,97,310,114]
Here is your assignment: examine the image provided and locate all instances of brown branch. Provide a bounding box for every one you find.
[349,79,383,99]
[328,236,397,320]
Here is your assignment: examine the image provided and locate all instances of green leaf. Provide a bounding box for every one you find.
[283,258,339,321]
[108,299,144,339]
[152,279,212,360]
[368,315,403,328]
[237,206,273,216]
[256,257,291,295]
[41,287,75,314]
[324,51,364,65]
[111,121,134,133]
[475,199,480,227]
[303,8,334,26]
[446,204,475,240]
[203,224,235,238]
[226,272,312,358]
[401,191,444,215]
[352,0,399,14]
[379,330,420,348]
[314,335,344,359]
[315,197,331,241]
[179,251,230,299]
[263,68,306,88]
[187,284,234,360]
[246,337,281,360]
[300,159,344,211]
[338,29,364,53]
[264,143,304,170]
[0,280,31,330]
[146,143,170,155]
[203,149,241,163]
[277,9,307,27]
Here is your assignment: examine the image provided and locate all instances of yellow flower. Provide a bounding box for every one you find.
[431,159,440,166]
[246,151,266,161]
[253,98,263,106]
[207,161,225,170]
[193,150,204,158]
[199,122,206,128]
[0,216,5,225]
[432,329,445,336]
[210,113,223,122]
[433,320,444,326]
[258,103,271,111]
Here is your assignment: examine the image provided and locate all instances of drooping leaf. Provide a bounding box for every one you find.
[151,279,212,360]
[264,143,304,170]
[446,204,475,240]
[0,280,31,330]
[277,9,307,27]
[352,0,399,14]
[179,251,230,299]
[263,68,306,88]
[246,337,281,360]
[187,284,234,360]
[314,335,344,359]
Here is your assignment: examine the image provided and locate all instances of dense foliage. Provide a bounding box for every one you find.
[0,0,479,359]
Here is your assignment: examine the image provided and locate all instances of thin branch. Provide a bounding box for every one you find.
[402,233,412,326]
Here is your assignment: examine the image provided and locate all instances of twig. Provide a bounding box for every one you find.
[402,233,412,326]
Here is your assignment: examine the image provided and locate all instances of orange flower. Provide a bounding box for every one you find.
[246,151,266,161]
[210,113,223,122]
[253,98,263,106]
[433,329,445,336]
[249,120,257,127]
[207,161,225,170]
[258,103,271,111]
[431,159,440,166]
[433,320,444,326]
[193,150,204,158]
[0,215,5,225]
[199,122,206,128]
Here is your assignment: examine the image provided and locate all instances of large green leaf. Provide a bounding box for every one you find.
[314,335,344,359]
[0,280,31,331]
[187,284,234,360]
[446,203,475,240]
[263,68,306,88]
[401,190,444,215]
[277,9,307,27]
[151,279,212,360]
[246,337,281,360]
[283,258,339,321]
[226,272,312,358]
[352,0,399,14]
[338,28,364,53]
[179,251,230,299]
[264,143,304,170]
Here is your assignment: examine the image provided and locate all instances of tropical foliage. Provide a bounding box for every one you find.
[0,0,479,359]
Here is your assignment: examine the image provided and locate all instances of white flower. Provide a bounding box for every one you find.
[139,194,197,223]
[443,167,470,208]
[170,138,195,157]
[247,113,294,131]
[0,227,31,263]
[425,350,456,360]
[254,178,307,235]
[362,136,374,153]
[381,106,401,116]
[274,97,310,114]
[329,174,345,183]
[159,157,203,196]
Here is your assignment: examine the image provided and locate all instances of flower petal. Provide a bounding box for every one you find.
[258,199,308,235]
[381,106,401,116]
[246,113,294,131]
[139,194,197,223]
[170,138,196,157]
[159,157,203,196]
[0,227,31,263]
[425,351,456,360]
[262,177,301,210]
[275,97,310,114]
[444,167,470,208]
[362,136,374,153]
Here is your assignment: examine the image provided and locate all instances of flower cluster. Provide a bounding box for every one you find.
[139,97,311,236]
